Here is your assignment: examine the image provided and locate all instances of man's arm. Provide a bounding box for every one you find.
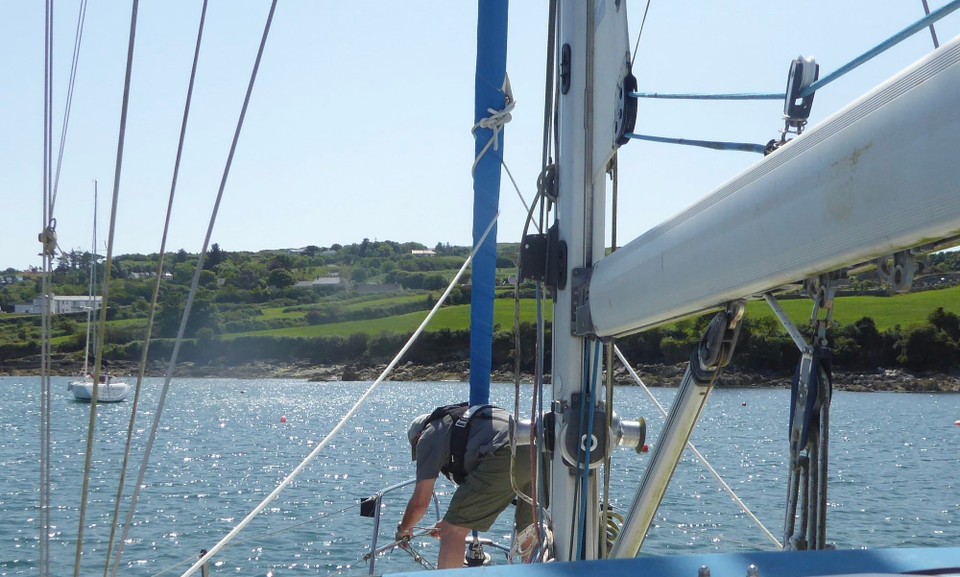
[396,478,437,541]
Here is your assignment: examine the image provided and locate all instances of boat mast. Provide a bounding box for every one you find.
[469,0,509,407]
[83,180,98,376]
[550,0,631,561]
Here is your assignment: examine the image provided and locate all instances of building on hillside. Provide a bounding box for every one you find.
[410,249,436,257]
[294,276,351,290]
[13,295,102,315]
[356,283,404,295]
[128,272,157,279]
[0,274,24,286]
[127,271,172,280]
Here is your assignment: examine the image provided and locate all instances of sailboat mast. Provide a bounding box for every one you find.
[550,0,633,561]
[82,180,98,376]
[550,1,606,561]
[469,0,509,406]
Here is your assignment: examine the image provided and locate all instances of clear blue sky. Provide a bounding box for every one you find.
[3,2,959,271]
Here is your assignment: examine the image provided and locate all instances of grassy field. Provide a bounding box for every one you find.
[744,285,960,331]
[226,299,552,339]
[258,293,429,321]
[228,285,960,339]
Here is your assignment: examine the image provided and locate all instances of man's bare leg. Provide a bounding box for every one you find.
[436,520,471,569]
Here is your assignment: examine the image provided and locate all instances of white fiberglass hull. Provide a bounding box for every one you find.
[71,380,130,403]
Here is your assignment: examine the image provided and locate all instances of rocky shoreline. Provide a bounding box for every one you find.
[3,355,960,393]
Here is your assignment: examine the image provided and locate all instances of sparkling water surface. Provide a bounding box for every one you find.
[1,377,958,576]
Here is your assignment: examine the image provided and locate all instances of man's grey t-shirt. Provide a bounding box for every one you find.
[414,406,512,482]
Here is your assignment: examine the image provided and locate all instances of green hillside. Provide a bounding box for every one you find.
[5,240,960,373]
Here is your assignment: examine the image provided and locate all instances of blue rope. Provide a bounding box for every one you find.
[630,0,960,102]
[802,0,960,97]
[575,340,603,560]
[574,344,591,559]
[632,91,783,101]
[625,132,766,154]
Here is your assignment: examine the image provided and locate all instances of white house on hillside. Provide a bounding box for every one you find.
[13,295,101,315]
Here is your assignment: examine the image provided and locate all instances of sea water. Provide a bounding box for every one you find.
[0,377,957,576]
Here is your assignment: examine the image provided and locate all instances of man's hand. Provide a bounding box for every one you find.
[395,523,414,548]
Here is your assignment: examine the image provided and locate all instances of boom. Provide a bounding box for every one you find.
[588,35,960,338]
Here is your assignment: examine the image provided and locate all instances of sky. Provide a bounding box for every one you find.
[2,1,960,272]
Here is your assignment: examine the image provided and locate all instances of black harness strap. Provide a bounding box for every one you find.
[446,405,493,484]
[420,403,494,485]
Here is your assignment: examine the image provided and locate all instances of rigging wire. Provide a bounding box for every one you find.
[632,0,960,103]
[75,2,140,576]
[148,501,364,577]
[50,0,88,214]
[510,0,558,559]
[83,1,278,575]
[106,2,210,576]
[921,0,941,48]
[599,157,619,558]
[38,2,55,576]
[613,346,782,549]
[139,16,281,568]
[176,214,500,577]
[630,0,653,66]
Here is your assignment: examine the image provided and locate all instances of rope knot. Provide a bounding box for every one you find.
[471,74,515,175]
[38,219,59,257]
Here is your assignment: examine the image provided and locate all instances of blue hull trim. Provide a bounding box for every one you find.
[389,547,960,577]
[469,0,509,407]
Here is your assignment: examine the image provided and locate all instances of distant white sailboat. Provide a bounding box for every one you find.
[68,181,129,403]
[70,372,130,403]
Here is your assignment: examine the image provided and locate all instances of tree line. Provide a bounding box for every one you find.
[3,240,960,374]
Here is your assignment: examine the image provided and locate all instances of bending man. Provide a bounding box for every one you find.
[396,404,532,569]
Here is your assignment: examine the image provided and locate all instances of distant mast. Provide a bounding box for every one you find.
[469,0,509,406]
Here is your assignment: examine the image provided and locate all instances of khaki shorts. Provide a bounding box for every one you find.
[444,446,533,532]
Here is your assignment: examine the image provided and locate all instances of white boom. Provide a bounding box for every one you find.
[589,35,960,338]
